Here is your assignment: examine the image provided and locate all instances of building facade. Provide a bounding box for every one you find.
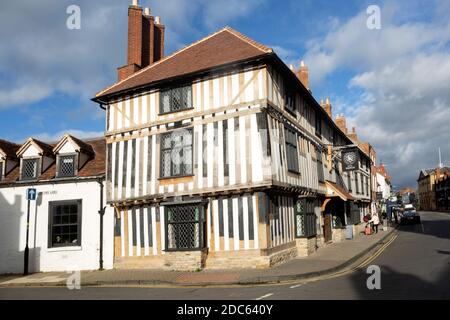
[93,1,373,270]
[436,170,450,211]
[418,169,438,210]
[0,135,114,273]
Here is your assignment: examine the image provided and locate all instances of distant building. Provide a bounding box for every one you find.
[417,168,450,210]
[436,169,450,211]
[375,164,391,200]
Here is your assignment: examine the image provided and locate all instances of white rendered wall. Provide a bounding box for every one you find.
[0,180,114,274]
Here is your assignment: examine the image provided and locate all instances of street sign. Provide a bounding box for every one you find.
[342,148,360,171]
[27,188,37,201]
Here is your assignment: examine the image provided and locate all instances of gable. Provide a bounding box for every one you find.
[58,140,77,154]
[94,27,272,101]
[22,144,41,158]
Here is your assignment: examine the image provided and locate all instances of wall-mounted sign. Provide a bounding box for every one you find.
[342,148,359,171]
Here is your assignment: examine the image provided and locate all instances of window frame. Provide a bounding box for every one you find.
[21,157,40,181]
[315,110,322,137]
[164,202,206,252]
[159,128,194,179]
[284,91,296,116]
[284,125,300,174]
[159,84,193,115]
[48,199,82,248]
[295,198,317,238]
[56,153,78,178]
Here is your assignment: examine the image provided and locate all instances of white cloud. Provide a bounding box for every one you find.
[0,0,265,111]
[302,2,450,187]
[30,129,104,144]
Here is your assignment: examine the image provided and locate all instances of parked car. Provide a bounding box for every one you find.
[399,205,421,224]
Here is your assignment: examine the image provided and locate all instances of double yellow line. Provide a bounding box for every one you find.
[307,232,399,282]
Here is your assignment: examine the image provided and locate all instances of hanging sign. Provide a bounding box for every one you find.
[342,148,359,171]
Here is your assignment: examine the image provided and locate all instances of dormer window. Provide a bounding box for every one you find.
[57,154,77,178]
[22,158,40,180]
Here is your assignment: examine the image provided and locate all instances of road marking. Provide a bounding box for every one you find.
[255,293,274,300]
[290,284,303,289]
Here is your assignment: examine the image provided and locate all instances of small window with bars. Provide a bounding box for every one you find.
[295,198,317,238]
[22,158,39,180]
[160,85,192,114]
[58,155,76,178]
[160,128,193,178]
[48,200,81,247]
[166,203,205,251]
[284,126,299,173]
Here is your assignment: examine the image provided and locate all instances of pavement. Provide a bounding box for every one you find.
[0,224,397,288]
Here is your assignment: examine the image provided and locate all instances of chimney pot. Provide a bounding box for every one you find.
[326,97,330,104]
[155,16,161,24]
[289,64,294,71]
[144,7,150,15]
[132,0,138,6]
[352,127,356,133]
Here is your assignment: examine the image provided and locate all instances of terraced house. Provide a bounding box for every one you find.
[93,1,372,270]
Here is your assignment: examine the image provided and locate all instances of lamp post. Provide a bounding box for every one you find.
[24,188,37,275]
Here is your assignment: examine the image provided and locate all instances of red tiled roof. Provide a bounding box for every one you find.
[94,27,273,100]
[0,139,20,158]
[0,138,105,185]
[326,180,355,201]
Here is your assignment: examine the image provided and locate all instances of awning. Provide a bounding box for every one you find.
[325,181,354,201]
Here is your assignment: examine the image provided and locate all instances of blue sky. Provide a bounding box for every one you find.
[1,0,449,188]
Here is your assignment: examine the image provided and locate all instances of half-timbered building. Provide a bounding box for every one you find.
[93,1,372,270]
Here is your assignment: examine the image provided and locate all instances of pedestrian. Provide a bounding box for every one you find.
[370,213,380,234]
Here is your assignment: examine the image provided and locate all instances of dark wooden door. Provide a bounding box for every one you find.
[323,213,332,242]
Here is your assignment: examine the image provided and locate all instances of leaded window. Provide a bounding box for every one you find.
[284,126,299,173]
[22,158,39,180]
[48,200,81,247]
[160,85,192,114]
[166,203,205,250]
[160,128,193,178]
[295,198,317,238]
[58,155,76,177]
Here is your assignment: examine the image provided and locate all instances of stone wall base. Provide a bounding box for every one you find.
[332,228,346,243]
[205,242,297,269]
[114,250,207,271]
[296,237,318,257]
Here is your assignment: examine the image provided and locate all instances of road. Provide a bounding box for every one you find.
[1,211,449,300]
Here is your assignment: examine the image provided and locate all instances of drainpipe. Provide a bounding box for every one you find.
[97,178,106,270]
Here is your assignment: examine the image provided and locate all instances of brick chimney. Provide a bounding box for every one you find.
[335,113,348,134]
[321,97,332,118]
[117,1,165,82]
[297,60,309,91]
[347,126,359,143]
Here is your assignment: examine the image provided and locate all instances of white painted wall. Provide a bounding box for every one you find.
[0,180,114,274]
[376,172,391,200]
